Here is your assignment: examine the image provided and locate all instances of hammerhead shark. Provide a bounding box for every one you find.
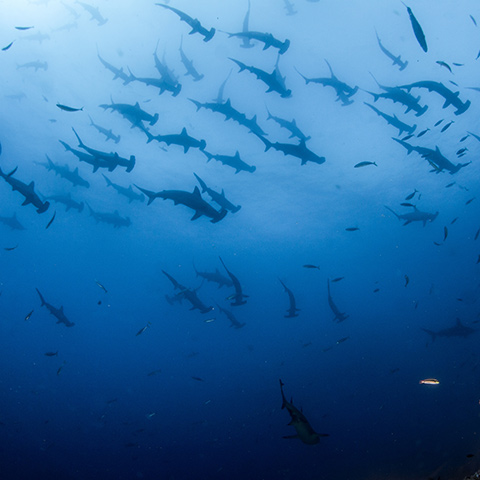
[327,279,349,322]
[364,102,416,136]
[135,185,227,223]
[216,303,246,329]
[219,257,248,306]
[375,31,408,70]
[399,81,470,115]
[279,279,300,318]
[193,173,241,213]
[384,205,438,226]
[279,379,328,445]
[422,318,476,341]
[36,155,90,188]
[102,175,144,203]
[230,58,291,98]
[71,128,135,172]
[36,288,75,327]
[201,150,256,174]
[156,3,215,42]
[0,166,49,213]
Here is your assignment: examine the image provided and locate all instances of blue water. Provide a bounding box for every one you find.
[1,1,480,479]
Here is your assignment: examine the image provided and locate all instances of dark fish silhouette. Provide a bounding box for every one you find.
[87,204,131,228]
[193,173,241,213]
[215,303,245,329]
[56,103,83,112]
[402,2,428,52]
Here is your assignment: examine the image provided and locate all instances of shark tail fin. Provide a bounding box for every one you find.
[384,205,400,219]
[421,328,436,342]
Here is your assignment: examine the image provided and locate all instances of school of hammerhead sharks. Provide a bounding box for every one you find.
[1,0,478,444]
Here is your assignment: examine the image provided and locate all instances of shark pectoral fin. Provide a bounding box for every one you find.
[22,198,32,206]
[282,434,299,440]
[403,221,411,226]
[191,211,202,221]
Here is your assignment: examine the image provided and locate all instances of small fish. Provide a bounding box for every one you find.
[419,378,439,385]
[436,61,452,73]
[405,189,417,200]
[456,298,463,302]
[477,255,480,264]
[354,161,377,168]
[146,413,156,418]
[345,227,359,231]
[477,49,480,60]
[303,264,320,270]
[56,103,83,112]
[474,228,480,241]
[401,134,414,141]
[336,336,349,344]
[466,197,476,205]
[106,398,118,404]
[4,245,18,251]
[433,241,442,246]
[471,15,477,26]
[45,211,56,229]
[467,454,475,458]
[400,202,415,207]
[331,277,344,283]
[434,119,444,127]
[204,318,215,323]
[440,120,454,132]
[417,128,429,137]
[404,275,409,287]
[147,369,162,376]
[57,362,66,376]
[136,322,152,336]
[44,351,58,357]
[460,135,470,142]
[322,346,334,352]
[452,63,464,67]
[445,182,455,188]
[456,148,468,155]
[302,342,312,348]
[191,376,204,382]
[450,217,458,224]
[2,41,14,51]
[15,26,34,30]
[390,368,400,374]
[95,280,108,293]
[24,310,34,321]
[443,226,448,241]
[373,288,380,293]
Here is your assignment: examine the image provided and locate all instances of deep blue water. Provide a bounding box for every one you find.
[1,1,480,479]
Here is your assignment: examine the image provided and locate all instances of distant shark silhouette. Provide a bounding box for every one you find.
[279,379,328,445]
[422,318,476,341]
[36,288,75,327]
[384,205,438,226]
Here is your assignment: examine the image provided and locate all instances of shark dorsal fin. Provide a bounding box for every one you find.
[28,181,35,190]
[135,102,140,108]
[181,127,187,135]
[234,151,240,159]
[193,186,201,196]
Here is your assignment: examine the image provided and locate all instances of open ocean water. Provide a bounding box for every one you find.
[1,1,480,479]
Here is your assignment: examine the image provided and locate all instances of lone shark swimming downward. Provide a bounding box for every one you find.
[219,257,248,306]
[327,279,349,322]
[279,379,328,445]
[279,279,300,318]
[36,289,75,327]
